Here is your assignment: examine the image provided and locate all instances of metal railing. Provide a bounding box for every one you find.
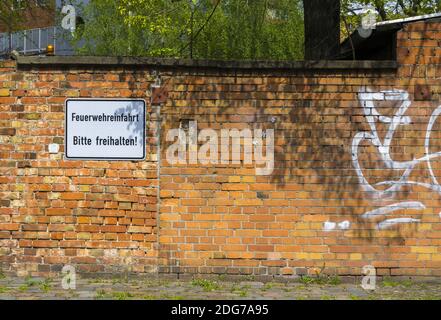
[0,26,57,55]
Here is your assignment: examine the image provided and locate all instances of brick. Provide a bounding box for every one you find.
[411,247,437,254]
[32,240,58,248]
[127,226,153,233]
[0,128,16,136]
[234,199,263,206]
[60,192,84,200]
[0,223,20,231]
[114,194,138,202]
[45,208,71,216]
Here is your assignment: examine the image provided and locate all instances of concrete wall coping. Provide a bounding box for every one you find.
[16,56,398,71]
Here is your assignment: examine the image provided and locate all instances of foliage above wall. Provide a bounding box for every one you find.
[70,0,441,60]
[70,0,305,60]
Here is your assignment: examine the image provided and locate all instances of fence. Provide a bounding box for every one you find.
[0,26,73,56]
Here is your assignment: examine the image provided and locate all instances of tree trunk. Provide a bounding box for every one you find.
[303,0,340,60]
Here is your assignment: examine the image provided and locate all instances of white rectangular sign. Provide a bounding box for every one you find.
[65,99,146,160]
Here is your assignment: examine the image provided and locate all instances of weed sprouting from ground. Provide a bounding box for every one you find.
[112,291,134,300]
[191,279,221,292]
[298,264,342,286]
[299,275,341,286]
[0,286,9,293]
[381,277,413,288]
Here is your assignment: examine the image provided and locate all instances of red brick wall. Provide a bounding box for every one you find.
[1,20,441,278]
[0,64,159,276]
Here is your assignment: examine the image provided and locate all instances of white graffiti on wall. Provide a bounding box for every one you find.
[351,86,441,229]
[323,220,351,232]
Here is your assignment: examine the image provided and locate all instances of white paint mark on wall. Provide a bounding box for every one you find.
[323,220,351,231]
[352,87,441,229]
[323,221,337,231]
[377,218,421,230]
[338,220,351,230]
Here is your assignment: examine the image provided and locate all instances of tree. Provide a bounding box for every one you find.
[193,0,304,60]
[341,0,441,38]
[346,0,441,20]
[0,0,28,53]
[69,0,149,56]
[71,0,304,60]
[0,0,54,54]
[303,0,341,60]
